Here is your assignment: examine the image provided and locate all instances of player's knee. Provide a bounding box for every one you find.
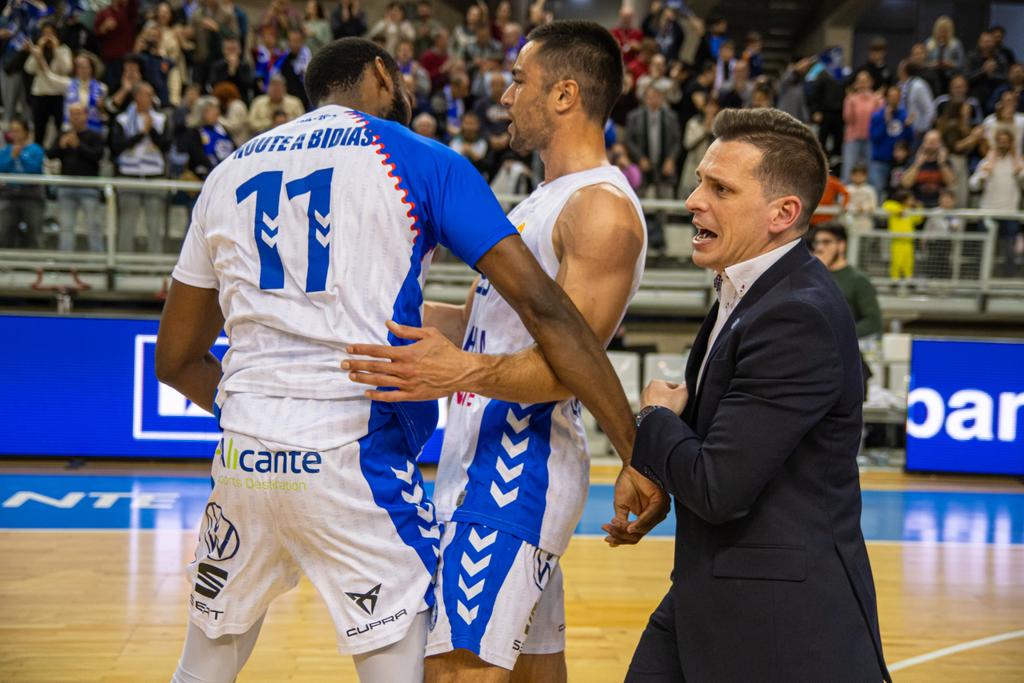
[425,649,511,683]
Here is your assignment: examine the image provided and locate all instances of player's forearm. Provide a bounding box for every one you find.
[156,351,221,414]
[462,346,572,404]
[519,294,635,462]
[423,301,467,345]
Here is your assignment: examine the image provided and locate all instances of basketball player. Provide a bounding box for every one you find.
[155,38,638,683]
[343,22,662,682]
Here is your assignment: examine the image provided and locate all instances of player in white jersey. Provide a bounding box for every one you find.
[343,22,668,682]
[155,38,645,683]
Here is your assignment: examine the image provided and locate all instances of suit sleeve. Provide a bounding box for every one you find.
[632,301,843,524]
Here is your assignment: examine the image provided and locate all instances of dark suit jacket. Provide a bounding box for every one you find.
[633,243,890,682]
[625,106,681,179]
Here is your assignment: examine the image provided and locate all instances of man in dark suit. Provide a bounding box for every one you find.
[605,108,890,682]
[625,86,680,258]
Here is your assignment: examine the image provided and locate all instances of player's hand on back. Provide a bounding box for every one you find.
[344,320,474,402]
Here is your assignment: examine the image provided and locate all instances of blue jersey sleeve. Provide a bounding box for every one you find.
[434,152,518,268]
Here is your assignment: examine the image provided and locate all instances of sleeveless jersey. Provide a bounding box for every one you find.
[172,105,517,452]
[433,165,647,555]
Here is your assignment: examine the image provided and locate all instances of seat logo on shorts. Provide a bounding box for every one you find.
[201,502,240,561]
[194,562,229,599]
[346,583,381,615]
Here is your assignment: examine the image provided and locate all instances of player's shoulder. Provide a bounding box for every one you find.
[560,175,644,235]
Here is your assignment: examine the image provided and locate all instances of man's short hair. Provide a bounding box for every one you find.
[815,222,847,243]
[526,20,623,123]
[711,108,828,230]
[305,38,400,107]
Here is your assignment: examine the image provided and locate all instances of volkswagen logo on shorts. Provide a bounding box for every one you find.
[201,502,240,561]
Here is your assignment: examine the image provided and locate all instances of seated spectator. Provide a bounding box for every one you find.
[901,130,954,207]
[180,95,236,179]
[969,129,1024,277]
[106,55,146,117]
[925,15,965,93]
[0,117,45,248]
[212,81,250,145]
[990,62,1024,114]
[811,172,849,227]
[248,74,304,134]
[610,141,642,191]
[330,0,367,40]
[303,1,332,54]
[47,103,106,252]
[25,21,72,147]
[448,111,489,176]
[636,53,679,103]
[210,37,255,104]
[869,85,913,194]
[882,189,923,281]
[411,111,439,140]
[934,73,982,126]
[396,39,431,101]
[967,31,1009,115]
[111,82,171,253]
[812,223,882,339]
[367,1,414,56]
[842,70,883,183]
[982,91,1024,156]
[679,96,719,198]
[846,164,878,236]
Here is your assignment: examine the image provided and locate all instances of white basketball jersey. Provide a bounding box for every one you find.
[434,165,647,555]
[172,105,517,451]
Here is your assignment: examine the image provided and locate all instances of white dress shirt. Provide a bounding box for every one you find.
[696,238,803,392]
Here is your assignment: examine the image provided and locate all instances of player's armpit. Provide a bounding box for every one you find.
[155,278,225,414]
[464,183,645,405]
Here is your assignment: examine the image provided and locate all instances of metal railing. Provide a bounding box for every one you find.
[0,173,1021,317]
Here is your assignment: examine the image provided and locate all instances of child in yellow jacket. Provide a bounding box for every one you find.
[882,190,923,280]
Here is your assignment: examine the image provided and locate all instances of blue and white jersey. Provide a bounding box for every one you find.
[172,105,517,451]
[434,166,647,555]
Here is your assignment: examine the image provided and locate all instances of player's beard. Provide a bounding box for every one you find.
[509,108,553,154]
[382,79,413,126]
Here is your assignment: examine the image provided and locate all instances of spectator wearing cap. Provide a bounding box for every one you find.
[111,81,171,253]
[248,74,304,134]
[330,0,367,40]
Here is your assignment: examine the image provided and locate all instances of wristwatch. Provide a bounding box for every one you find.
[635,405,666,429]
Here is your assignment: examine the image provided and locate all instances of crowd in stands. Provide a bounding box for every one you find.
[0,0,1020,278]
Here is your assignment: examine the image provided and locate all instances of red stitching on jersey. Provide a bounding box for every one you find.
[349,111,421,243]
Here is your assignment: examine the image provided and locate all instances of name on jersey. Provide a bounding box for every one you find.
[217,437,322,474]
[232,126,373,160]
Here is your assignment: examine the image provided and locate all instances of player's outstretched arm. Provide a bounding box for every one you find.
[155,279,225,414]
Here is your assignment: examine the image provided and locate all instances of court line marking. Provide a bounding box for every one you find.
[888,629,1024,672]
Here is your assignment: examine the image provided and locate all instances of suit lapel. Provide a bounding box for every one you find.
[683,300,718,424]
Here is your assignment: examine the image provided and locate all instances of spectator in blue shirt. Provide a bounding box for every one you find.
[870,85,913,195]
[0,116,45,248]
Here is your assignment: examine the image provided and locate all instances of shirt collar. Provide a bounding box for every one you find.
[717,238,802,303]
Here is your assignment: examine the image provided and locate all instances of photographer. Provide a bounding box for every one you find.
[901,129,955,207]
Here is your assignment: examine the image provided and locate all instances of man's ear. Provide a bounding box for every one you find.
[551,79,580,115]
[769,194,803,235]
[372,57,392,93]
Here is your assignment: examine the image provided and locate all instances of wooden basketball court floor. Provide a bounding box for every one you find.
[1,461,1022,682]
